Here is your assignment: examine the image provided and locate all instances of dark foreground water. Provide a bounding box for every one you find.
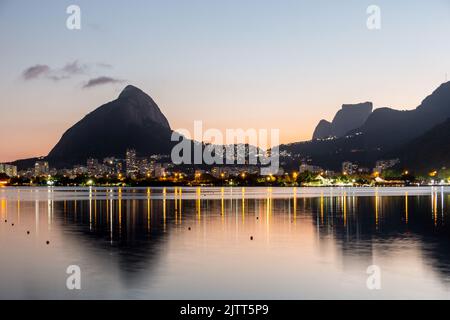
[0,186,450,299]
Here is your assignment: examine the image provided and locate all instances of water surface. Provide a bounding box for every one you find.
[1,186,450,299]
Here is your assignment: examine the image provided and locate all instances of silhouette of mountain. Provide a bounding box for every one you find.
[312,102,373,139]
[353,81,450,150]
[47,85,175,166]
[10,81,450,172]
[10,157,41,171]
[282,82,450,170]
[394,118,450,172]
[312,120,332,140]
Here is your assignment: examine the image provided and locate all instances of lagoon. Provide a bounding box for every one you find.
[0,186,449,299]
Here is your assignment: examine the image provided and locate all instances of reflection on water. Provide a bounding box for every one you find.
[0,186,450,299]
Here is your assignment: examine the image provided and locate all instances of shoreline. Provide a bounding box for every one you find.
[1,185,448,201]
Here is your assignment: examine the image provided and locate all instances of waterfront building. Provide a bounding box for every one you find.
[138,158,151,176]
[72,165,88,175]
[299,163,323,174]
[87,158,99,176]
[342,161,358,175]
[211,167,229,179]
[357,167,371,174]
[103,157,123,175]
[154,163,167,178]
[373,159,400,174]
[0,163,17,177]
[126,149,138,177]
[34,161,49,176]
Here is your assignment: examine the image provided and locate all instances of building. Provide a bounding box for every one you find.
[72,165,88,176]
[299,163,322,174]
[126,149,138,177]
[323,170,336,177]
[103,157,123,175]
[34,161,49,176]
[154,163,167,178]
[103,157,115,166]
[87,158,99,176]
[373,159,400,174]
[138,158,151,176]
[357,167,371,174]
[342,161,358,175]
[0,163,17,177]
[211,167,228,179]
[18,168,34,179]
[273,167,285,176]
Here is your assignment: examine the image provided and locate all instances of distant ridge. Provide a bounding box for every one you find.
[312,102,373,140]
[352,81,450,149]
[282,81,450,171]
[394,118,450,172]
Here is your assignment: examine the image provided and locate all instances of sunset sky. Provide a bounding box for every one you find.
[1,0,450,162]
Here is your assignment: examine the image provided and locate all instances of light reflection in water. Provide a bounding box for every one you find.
[0,187,450,299]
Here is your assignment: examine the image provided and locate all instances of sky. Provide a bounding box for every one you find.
[1,0,450,162]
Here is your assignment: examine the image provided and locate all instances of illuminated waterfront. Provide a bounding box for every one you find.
[0,186,450,299]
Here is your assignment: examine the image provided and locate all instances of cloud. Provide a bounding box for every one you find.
[83,76,124,88]
[21,60,114,82]
[62,60,88,75]
[97,62,113,69]
[22,65,51,80]
[48,60,87,81]
[47,75,70,82]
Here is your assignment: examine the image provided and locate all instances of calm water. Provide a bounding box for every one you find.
[1,186,450,299]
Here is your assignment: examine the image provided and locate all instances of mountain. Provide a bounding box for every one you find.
[10,81,450,172]
[282,82,450,170]
[47,85,175,167]
[352,81,450,150]
[394,118,450,172]
[312,120,332,140]
[312,102,373,139]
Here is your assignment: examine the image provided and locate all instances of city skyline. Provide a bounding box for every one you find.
[1,0,450,162]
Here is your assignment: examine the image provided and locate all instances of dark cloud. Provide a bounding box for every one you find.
[83,76,123,88]
[22,65,51,80]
